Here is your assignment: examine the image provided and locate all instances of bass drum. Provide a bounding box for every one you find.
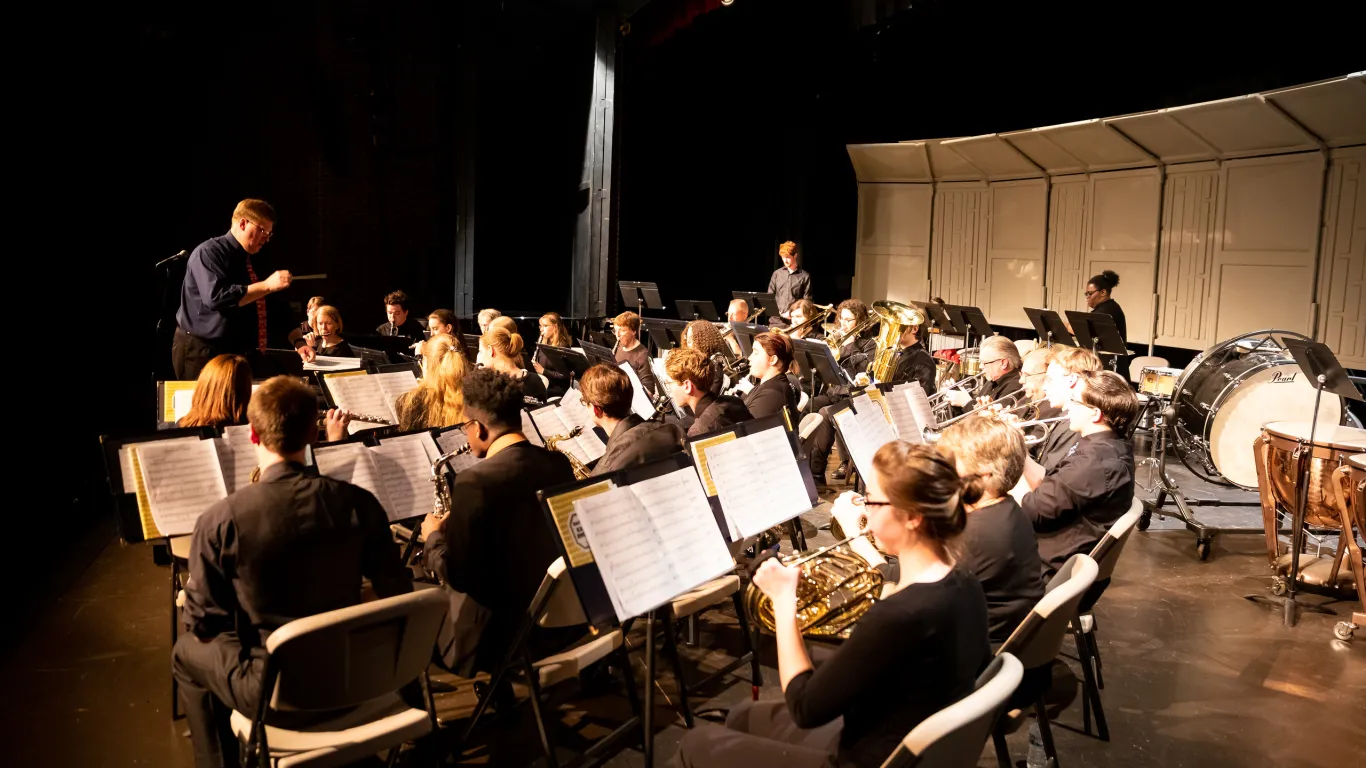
[1170,330,1344,489]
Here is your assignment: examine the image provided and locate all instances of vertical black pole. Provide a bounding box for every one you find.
[571,7,621,319]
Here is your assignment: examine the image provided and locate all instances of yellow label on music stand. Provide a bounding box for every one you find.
[546,480,613,568]
[161,381,198,425]
[130,448,164,541]
[690,432,739,497]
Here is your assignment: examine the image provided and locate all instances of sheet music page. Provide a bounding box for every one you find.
[533,395,605,464]
[137,438,229,537]
[705,426,810,538]
[853,395,898,456]
[521,410,545,447]
[171,389,195,423]
[313,443,393,511]
[370,433,437,521]
[618,361,657,420]
[435,430,482,473]
[630,467,735,598]
[120,437,202,494]
[903,382,937,431]
[325,374,393,435]
[373,371,419,423]
[689,432,738,497]
[884,387,924,444]
[304,356,364,371]
[557,388,596,430]
[530,405,571,445]
[572,424,607,464]
[573,486,669,621]
[833,407,876,482]
[651,359,675,400]
[216,425,259,493]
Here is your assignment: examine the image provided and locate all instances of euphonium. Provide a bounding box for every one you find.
[742,532,884,640]
[430,443,473,520]
[543,425,593,480]
[868,301,927,383]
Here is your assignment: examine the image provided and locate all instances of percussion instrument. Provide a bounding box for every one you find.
[1169,331,1343,489]
[1253,422,1366,567]
[1329,454,1366,640]
[960,347,982,377]
[1138,366,1181,398]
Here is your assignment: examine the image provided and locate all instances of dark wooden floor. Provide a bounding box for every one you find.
[6,461,1364,768]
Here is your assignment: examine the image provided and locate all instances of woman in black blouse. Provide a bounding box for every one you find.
[1085,270,1127,341]
[477,326,548,404]
[743,332,798,420]
[678,443,990,768]
[532,312,573,398]
[301,305,354,359]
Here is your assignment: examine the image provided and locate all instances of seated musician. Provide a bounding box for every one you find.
[1019,369,1138,576]
[286,295,324,351]
[665,348,751,437]
[297,305,354,361]
[612,311,659,397]
[178,354,252,429]
[477,307,502,334]
[682,318,730,395]
[394,333,468,431]
[804,299,878,481]
[415,308,465,357]
[580,363,684,475]
[885,316,937,394]
[375,289,426,339]
[680,442,988,768]
[933,414,1044,644]
[420,369,577,675]
[533,311,574,398]
[785,299,817,339]
[943,335,1022,413]
[744,332,799,420]
[477,326,548,403]
[173,376,412,768]
[1032,346,1102,471]
[723,298,750,358]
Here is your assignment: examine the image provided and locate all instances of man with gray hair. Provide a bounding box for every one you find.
[945,335,1023,413]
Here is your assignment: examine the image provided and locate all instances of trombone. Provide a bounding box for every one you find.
[926,372,986,403]
[775,303,834,339]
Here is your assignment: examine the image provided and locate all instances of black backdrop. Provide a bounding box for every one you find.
[12,0,1363,625]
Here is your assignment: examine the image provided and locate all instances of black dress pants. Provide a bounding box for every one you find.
[803,395,849,477]
[677,699,842,768]
[172,632,267,768]
[172,327,228,382]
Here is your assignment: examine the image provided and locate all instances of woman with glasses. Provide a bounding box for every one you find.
[1084,270,1126,342]
[1018,369,1138,576]
[1032,346,1103,471]
[678,442,989,768]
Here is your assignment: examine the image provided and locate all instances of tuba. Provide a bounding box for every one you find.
[867,301,927,383]
[543,426,593,480]
[742,532,884,640]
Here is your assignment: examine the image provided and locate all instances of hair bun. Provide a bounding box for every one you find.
[1102,269,1120,286]
[508,332,524,356]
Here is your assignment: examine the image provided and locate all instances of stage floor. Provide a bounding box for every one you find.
[5,447,1363,768]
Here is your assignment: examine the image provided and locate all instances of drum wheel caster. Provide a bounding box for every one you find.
[1334,622,1355,642]
[1197,539,1211,561]
[1270,576,1287,596]
[1137,511,1151,532]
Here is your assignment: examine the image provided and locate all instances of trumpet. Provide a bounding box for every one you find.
[926,372,986,403]
[1014,414,1069,446]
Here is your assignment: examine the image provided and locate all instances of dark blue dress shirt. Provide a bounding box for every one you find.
[176,232,256,350]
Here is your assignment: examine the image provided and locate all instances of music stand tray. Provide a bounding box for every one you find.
[641,317,688,352]
[947,305,993,340]
[1064,311,1127,357]
[732,291,781,322]
[619,281,664,315]
[792,337,850,389]
[1024,307,1077,347]
[537,344,592,382]
[675,299,719,322]
[911,301,963,336]
[576,338,618,366]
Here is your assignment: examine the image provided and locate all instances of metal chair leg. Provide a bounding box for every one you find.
[1088,620,1105,690]
[1073,625,1109,741]
[1035,699,1060,768]
[730,591,762,699]
[660,610,695,728]
[992,726,1012,768]
[170,557,182,721]
[521,652,559,768]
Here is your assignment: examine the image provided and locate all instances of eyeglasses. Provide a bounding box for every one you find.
[247,220,274,241]
[1083,290,1099,298]
[1021,370,1047,379]
[981,358,1005,367]
[851,495,894,509]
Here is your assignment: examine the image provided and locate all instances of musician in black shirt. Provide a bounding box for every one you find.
[1085,270,1127,342]
[612,311,659,398]
[1031,346,1102,471]
[298,305,354,361]
[766,240,813,327]
[886,321,937,395]
[805,299,878,481]
[679,442,988,768]
[744,332,799,420]
[173,377,411,768]
[1020,369,1138,575]
[375,289,427,339]
[665,348,751,437]
[420,369,576,674]
[944,335,1022,414]
[580,363,684,475]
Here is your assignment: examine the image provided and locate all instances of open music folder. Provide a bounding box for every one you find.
[312,431,442,522]
[571,463,734,622]
[686,413,818,541]
[322,369,419,434]
[616,361,659,419]
[303,355,365,372]
[832,393,899,482]
[700,424,811,539]
[434,425,482,473]
[123,424,265,539]
[529,388,606,466]
[882,382,928,443]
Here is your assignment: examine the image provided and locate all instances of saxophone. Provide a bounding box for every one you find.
[429,444,473,519]
[543,425,593,480]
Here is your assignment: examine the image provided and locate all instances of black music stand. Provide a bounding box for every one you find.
[949,305,993,342]
[576,338,618,366]
[1024,307,1077,347]
[1065,310,1128,369]
[462,333,481,360]
[675,299,719,322]
[726,321,771,358]
[536,345,592,387]
[619,280,664,317]
[732,291,781,323]
[348,345,393,371]
[346,334,419,362]
[260,348,306,377]
[641,317,688,353]
[912,301,963,336]
[792,337,850,401]
[1244,339,1362,628]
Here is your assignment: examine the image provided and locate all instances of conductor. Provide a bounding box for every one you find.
[172,199,293,380]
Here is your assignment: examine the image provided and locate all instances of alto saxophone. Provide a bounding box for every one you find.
[543,425,592,480]
[429,443,473,519]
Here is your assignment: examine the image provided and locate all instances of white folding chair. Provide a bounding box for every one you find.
[991,554,1098,768]
[231,589,448,767]
[880,653,1024,768]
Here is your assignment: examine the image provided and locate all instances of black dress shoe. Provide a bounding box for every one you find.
[831,463,849,480]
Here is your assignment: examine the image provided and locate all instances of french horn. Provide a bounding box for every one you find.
[742,532,884,640]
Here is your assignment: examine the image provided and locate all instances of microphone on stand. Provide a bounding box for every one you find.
[155,250,189,269]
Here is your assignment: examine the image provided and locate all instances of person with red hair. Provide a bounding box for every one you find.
[767,240,812,327]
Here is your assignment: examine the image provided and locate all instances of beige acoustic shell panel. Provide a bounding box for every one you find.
[1316,147,1366,368]
[854,183,933,305]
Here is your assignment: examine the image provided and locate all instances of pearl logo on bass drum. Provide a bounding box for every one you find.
[1270,371,1298,384]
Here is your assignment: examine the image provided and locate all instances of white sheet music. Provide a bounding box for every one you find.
[313,443,393,511]
[215,425,259,493]
[137,438,229,537]
[435,430,482,473]
[854,394,897,450]
[304,356,364,371]
[531,395,605,465]
[618,362,658,420]
[324,375,394,435]
[373,371,419,419]
[705,426,811,538]
[171,389,195,422]
[120,436,201,494]
[370,433,439,521]
[521,410,544,446]
[903,382,937,432]
[573,467,733,621]
[833,407,875,483]
[884,385,924,443]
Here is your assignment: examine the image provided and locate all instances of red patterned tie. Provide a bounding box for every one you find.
[244,258,268,350]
